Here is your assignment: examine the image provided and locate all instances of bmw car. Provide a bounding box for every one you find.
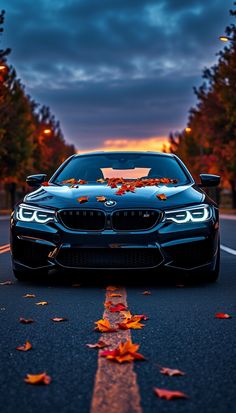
[10,151,220,282]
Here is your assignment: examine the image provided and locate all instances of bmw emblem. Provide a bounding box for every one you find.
[105,200,117,207]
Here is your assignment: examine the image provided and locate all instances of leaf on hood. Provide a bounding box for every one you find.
[109,293,122,297]
[94,319,117,333]
[97,178,106,183]
[19,318,34,324]
[159,367,186,376]
[24,372,52,385]
[51,317,68,322]
[23,294,36,298]
[156,193,167,200]
[100,339,145,363]
[86,340,109,349]
[115,188,126,196]
[154,387,188,400]
[215,313,232,319]
[78,179,88,184]
[35,301,48,306]
[109,303,127,313]
[16,341,32,351]
[96,196,107,202]
[142,291,151,295]
[0,280,13,285]
[77,196,89,204]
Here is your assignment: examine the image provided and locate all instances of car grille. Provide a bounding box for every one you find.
[58,209,161,231]
[112,209,161,231]
[56,248,163,269]
[58,209,106,231]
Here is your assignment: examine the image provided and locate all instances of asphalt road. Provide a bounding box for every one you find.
[0,217,235,413]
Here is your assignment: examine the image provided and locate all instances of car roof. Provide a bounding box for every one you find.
[74,151,175,158]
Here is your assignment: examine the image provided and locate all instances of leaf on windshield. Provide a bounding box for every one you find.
[77,196,89,204]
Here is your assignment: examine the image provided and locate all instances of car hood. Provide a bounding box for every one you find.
[24,183,204,210]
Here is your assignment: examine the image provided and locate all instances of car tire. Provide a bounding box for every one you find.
[13,268,48,282]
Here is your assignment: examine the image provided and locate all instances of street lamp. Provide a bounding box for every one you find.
[185,127,192,133]
[0,64,7,71]
[43,128,52,135]
[219,36,234,42]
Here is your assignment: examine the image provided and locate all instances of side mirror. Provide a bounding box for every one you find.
[199,174,221,187]
[26,174,47,188]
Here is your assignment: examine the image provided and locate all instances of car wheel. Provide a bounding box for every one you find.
[13,268,48,282]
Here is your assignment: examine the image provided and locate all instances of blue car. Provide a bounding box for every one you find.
[11,151,220,282]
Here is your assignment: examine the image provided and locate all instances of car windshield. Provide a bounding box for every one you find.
[53,153,190,185]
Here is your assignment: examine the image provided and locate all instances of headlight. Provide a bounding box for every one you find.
[16,204,55,224]
[164,205,211,224]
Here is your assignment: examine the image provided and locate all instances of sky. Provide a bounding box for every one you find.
[0,0,233,152]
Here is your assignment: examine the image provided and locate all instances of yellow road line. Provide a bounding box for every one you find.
[90,287,143,413]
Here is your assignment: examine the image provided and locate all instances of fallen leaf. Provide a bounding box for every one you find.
[157,193,167,200]
[118,319,145,330]
[109,303,127,313]
[109,293,122,297]
[106,285,118,291]
[142,291,151,295]
[104,300,113,309]
[0,280,13,285]
[96,196,107,202]
[19,318,34,324]
[78,179,88,185]
[215,313,232,319]
[41,181,50,186]
[51,317,68,322]
[23,294,36,298]
[16,341,32,351]
[35,301,48,306]
[96,178,105,183]
[100,339,145,363]
[24,372,51,385]
[77,196,89,204]
[86,340,109,349]
[94,319,117,333]
[159,367,186,376]
[154,388,188,400]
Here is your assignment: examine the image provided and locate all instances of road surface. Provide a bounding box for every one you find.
[0,217,235,413]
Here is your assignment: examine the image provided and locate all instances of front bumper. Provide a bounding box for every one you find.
[10,208,219,272]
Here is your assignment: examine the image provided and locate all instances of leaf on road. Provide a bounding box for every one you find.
[86,340,109,349]
[51,317,68,322]
[109,303,127,312]
[35,301,48,306]
[16,341,32,351]
[121,311,149,321]
[154,387,188,400]
[23,294,36,298]
[156,193,167,200]
[100,339,145,363]
[106,286,118,291]
[19,318,34,324]
[118,318,145,330]
[24,372,51,385]
[96,196,107,202]
[159,367,186,376]
[77,196,89,204]
[215,313,232,319]
[104,300,113,309]
[0,280,13,285]
[142,291,151,295]
[109,293,122,297]
[94,319,117,333]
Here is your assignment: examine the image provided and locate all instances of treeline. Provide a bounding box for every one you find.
[169,4,236,208]
[0,10,75,205]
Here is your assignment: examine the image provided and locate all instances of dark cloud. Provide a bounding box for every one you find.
[0,0,232,149]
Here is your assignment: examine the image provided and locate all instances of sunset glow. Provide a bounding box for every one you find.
[78,137,170,154]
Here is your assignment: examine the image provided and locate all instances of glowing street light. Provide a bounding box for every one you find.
[0,64,7,71]
[185,127,192,133]
[219,36,234,42]
[43,128,52,135]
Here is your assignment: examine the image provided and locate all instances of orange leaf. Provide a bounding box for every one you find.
[51,317,68,322]
[142,291,151,295]
[100,339,145,363]
[97,178,105,183]
[154,388,188,400]
[78,179,88,184]
[106,286,118,291]
[19,318,34,324]
[77,196,89,204]
[24,372,51,385]
[109,303,127,313]
[0,280,13,285]
[118,319,145,330]
[86,340,109,349]
[159,367,186,376]
[23,294,36,298]
[156,193,167,200]
[109,293,122,297]
[41,181,50,186]
[215,313,232,319]
[16,341,32,352]
[35,301,48,306]
[94,319,117,333]
[96,196,107,202]
[104,300,113,309]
